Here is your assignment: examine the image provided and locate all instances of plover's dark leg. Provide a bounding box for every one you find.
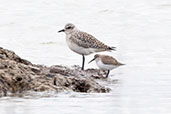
[106,70,110,77]
[81,55,85,70]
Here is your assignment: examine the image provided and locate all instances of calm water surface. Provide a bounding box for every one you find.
[0,0,171,114]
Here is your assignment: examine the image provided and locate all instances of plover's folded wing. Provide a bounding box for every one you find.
[71,31,115,51]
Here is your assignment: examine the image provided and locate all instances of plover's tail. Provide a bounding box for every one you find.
[118,62,125,66]
[108,47,116,51]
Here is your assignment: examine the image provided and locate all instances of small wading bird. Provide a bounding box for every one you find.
[58,23,115,70]
[89,54,124,77]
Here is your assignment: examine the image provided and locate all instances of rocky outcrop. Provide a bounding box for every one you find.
[0,47,110,97]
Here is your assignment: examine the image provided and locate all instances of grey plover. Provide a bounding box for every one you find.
[89,54,124,77]
[58,23,116,70]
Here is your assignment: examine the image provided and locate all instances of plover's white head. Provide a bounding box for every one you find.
[58,23,77,35]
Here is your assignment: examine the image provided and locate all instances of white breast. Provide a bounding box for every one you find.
[66,36,97,55]
[96,60,117,70]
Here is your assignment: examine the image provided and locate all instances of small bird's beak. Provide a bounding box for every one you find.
[58,29,65,33]
[88,58,95,64]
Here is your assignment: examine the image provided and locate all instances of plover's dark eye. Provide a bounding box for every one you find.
[66,26,71,29]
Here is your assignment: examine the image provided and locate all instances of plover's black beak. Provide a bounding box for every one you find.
[88,58,95,64]
[58,29,65,32]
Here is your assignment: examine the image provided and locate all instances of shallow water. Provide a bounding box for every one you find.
[0,0,171,114]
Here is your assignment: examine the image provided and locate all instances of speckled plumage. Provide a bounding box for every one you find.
[70,31,111,50]
[58,23,116,70]
[60,23,115,54]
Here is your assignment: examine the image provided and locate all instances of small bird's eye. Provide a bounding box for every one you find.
[66,26,71,29]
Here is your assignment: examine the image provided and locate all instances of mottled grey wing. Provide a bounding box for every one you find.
[71,31,110,50]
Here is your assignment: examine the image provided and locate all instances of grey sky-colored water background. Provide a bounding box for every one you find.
[0,0,171,114]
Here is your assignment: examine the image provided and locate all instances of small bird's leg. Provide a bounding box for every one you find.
[106,70,110,78]
[81,55,85,70]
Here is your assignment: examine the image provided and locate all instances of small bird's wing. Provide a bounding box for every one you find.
[71,31,114,51]
[101,55,119,65]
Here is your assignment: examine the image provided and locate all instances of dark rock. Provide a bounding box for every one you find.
[30,66,41,73]
[0,63,7,69]
[50,66,69,76]
[0,47,32,65]
[0,47,111,97]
